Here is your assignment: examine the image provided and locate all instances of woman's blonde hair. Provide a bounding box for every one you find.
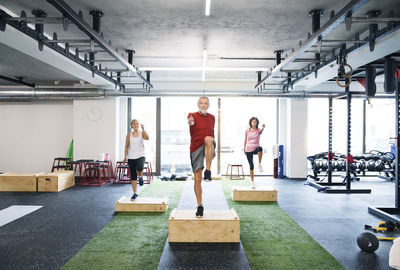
[131,119,139,126]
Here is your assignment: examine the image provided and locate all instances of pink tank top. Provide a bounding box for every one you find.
[245,129,261,152]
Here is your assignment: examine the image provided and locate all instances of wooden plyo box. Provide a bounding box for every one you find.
[115,196,169,212]
[38,171,74,192]
[0,172,40,192]
[232,186,277,202]
[168,208,240,243]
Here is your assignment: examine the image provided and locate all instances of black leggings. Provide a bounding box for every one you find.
[246,147,263,170]
[128,157,145,181]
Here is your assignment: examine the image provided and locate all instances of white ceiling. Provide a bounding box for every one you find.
[0,0,399,90]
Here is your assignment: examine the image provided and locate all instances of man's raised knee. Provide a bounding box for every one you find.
[204,136,213,145]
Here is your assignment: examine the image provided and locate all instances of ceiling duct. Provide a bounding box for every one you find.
[0,88,106,100]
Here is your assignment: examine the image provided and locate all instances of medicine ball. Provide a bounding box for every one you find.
[357,232,379,252]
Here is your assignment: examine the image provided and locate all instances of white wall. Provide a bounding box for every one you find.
[278,98,308,179]
[0,101,73,173]
[73,98,120,163]
[278,99,288,176]
[287,99,308,178]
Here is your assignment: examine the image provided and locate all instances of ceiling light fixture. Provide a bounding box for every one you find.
[139,67,270,72]
[205,0,211,16]
[201,49,207,81]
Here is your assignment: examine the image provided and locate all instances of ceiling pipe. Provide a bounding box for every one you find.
[0,75,35,88]
[0,88,394,100]
[0,88,106,100]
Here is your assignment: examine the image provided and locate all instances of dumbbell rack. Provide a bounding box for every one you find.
[369,79,400,222]
[308,82,371,193]
[308,152,395,183]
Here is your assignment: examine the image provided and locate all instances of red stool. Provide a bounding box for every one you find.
[97,160,114,182]
[226,164,245,180]
[114,161,131,184]
[71,159,94,185]
[143,162,154,184]
[51,157,72,172]
[82,162,107,186]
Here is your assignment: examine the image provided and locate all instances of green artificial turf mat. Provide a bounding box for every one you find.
[62,180,185,270]
[221,177,344,270]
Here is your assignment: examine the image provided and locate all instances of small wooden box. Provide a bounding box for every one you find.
[168,208,240,243]
[232,186,277,201]
[38,171,74,192]
[0,172,40,192]
[115,196,168,212]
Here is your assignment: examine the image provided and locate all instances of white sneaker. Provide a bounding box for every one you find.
[251,181,256,189]
[258,163,264,172]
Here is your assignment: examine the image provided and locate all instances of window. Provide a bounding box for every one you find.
[220,97,276,174]
[307,99,328,155]
[161,97,218,174]
[130,97,157,167]
[366,99,395,153]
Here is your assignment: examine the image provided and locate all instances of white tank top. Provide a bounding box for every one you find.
[127,132,145,159]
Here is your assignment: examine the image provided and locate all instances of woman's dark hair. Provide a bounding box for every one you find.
[249,117,259,129]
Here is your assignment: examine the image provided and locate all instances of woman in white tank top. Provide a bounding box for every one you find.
[123,119,149,200]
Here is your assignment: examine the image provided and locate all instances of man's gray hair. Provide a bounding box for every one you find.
[198,96,209,104]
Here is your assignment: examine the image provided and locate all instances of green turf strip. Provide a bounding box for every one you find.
[220,177,344,270]
[62,180,185,270]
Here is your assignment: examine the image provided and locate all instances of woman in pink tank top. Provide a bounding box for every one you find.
[244,117,265,187]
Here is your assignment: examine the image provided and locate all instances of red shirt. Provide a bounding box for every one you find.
[188,112,215,153]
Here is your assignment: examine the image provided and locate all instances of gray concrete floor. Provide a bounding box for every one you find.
[267,176,397,270]
[0,176,397,270]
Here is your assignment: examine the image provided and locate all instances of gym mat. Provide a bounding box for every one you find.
[0,205,42,227]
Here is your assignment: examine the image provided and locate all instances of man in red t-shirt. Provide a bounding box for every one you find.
[187,96,215,217]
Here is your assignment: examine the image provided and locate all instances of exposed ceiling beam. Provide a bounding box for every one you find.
[293,26,400,90]
[46,0,153,89]
[0,75,35,87]
[254,0,369,89]
[0,25,114,87]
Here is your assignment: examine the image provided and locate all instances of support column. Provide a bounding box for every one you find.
[217,98,221,175]
[345,83,352,190]
[327,97,333,183]
[127,98,132,133]
[156,98,161,175]
[277,98,308,178]
[396,81,400,207]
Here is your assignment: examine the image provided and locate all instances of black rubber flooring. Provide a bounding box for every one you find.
[0,176,398,270]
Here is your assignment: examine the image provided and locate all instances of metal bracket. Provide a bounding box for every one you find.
[367,10,382,52]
